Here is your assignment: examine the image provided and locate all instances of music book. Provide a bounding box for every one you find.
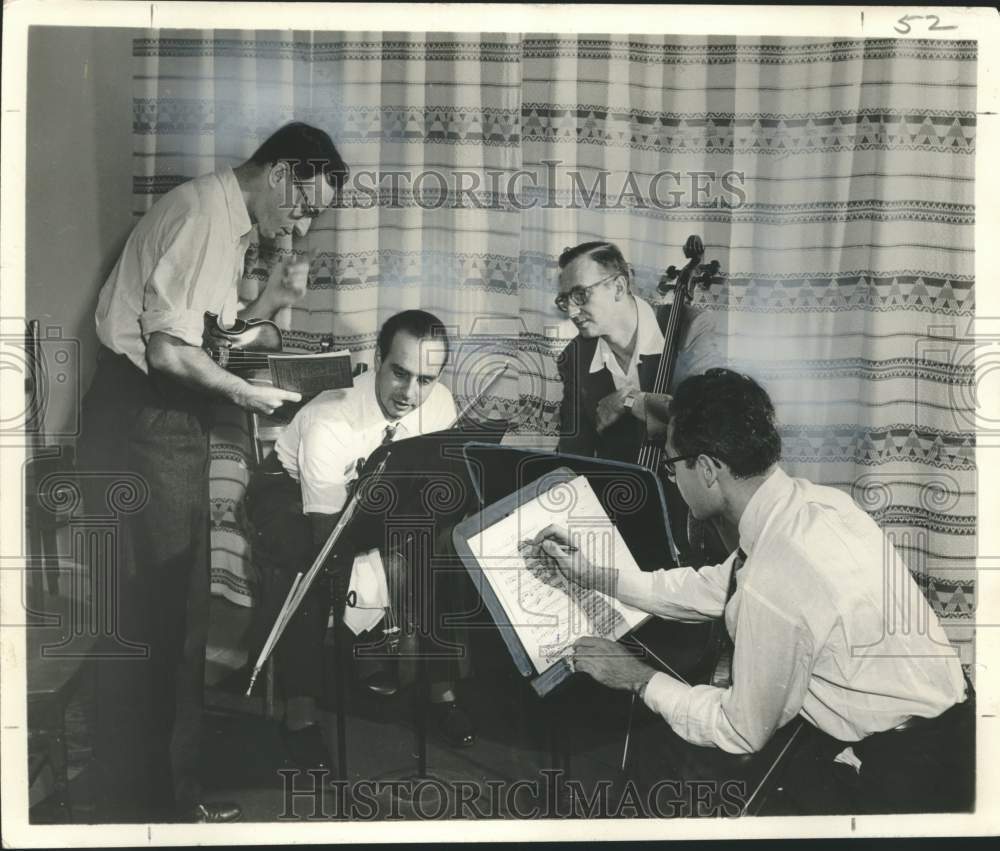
[453,468,650,696]
[268,349,353,398]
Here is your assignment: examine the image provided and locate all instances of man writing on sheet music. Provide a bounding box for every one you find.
[247,310,476,769]
[532,369,973,814]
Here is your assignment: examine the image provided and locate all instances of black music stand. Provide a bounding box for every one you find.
[459,444,722,781]
[338,425,507,795]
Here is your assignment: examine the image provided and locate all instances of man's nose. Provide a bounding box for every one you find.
[402,376,419,403]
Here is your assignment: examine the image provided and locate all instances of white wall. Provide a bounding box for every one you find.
[26,27,137,444]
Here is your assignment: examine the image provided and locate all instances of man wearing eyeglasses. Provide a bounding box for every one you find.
[533,369,973,815]
[554,239,726,562]
[77,122,347,823]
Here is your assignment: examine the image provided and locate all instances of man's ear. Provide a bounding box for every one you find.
[698,454,720,488]
[267,160,288,189]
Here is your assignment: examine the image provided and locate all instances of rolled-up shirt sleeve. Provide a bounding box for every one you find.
[613,553,735,622]
[642,585,815,754]
[138,213,232,346]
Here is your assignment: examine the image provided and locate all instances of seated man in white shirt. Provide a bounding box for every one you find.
[247,309,475,769]
[532,368,973,815]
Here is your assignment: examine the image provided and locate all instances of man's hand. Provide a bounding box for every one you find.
[266,258,310,311]
[571,637,656,693]
[234,381,301,415]
[529,524,612,593]
[595,388,634,433]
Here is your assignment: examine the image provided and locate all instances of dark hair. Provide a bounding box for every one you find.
[250,122,349,190]
[376,310,451,370]
[667,368,781,479]
[558,241,630,286]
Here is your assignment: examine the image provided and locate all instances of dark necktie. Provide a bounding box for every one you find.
[709,547,747,689]
[353,423,399,483]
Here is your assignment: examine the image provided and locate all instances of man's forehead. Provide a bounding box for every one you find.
[558,255,600,291]
[389,333,447,373]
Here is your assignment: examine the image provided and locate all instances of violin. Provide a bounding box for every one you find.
[203,311,283,374]
[635,235,722,472]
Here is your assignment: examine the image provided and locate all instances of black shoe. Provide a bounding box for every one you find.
[182,801,243,823]
[431,700,476,748]
[363,668,399,697]
[282,723,332,771]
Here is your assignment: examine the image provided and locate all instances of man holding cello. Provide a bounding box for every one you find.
[554,238,728,562]
[77,122,347,823]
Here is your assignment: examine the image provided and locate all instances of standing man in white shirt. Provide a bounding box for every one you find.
[533,368,973,814]
[78,122,347,823]
[248,309,475,770]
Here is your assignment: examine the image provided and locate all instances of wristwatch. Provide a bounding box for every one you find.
[623,393,637,411]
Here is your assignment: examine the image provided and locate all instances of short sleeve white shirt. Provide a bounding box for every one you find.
[275,370,458,514]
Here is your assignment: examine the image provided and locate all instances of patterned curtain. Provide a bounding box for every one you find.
[132,33,975,661]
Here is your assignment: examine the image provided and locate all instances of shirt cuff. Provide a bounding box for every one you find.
[642,671,691,722]
[139,307,206,347]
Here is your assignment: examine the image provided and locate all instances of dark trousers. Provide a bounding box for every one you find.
[245,469,473,700]
[245,469,331,701]
[78,350,212,822]
[773,695,976,815]
[626,694,975,816]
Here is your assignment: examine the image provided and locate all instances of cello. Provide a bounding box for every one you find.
[627,236,735,687]
[636,235,730,568]
[636,234,721,476]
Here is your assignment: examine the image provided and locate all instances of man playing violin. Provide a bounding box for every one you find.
[535,369,973,815]
[77,122,347,823]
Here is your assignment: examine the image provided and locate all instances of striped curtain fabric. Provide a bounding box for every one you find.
[132,33,975,661]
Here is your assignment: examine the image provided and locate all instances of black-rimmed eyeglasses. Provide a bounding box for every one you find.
[291,181,323,219]
[661,453,699,480]
[554,272,620,313]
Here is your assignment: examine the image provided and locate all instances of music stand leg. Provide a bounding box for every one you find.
[332,622,348,783]
[415,646,429,778]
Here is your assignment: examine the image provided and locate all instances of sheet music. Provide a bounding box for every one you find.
[466,475,647,675]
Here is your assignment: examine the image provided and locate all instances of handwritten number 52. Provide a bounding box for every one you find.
[895,14,958,34]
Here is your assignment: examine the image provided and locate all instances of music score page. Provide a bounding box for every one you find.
[466,475,648,675]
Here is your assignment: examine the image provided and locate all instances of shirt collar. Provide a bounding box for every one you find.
[588,297,665,374]
[737,466,792,557]
[217,166,252,242]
